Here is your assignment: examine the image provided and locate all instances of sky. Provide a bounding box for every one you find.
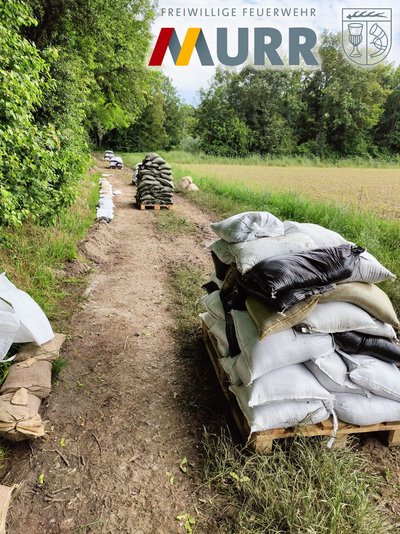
[148,0,400,104]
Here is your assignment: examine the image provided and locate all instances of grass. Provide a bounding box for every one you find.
[153,210,197,237]
[0,172,99,321]
[122,151,400,169]
[203,430,393,534]
[169,264,205,340]
[172,167,400,316]
[52,357,68,382]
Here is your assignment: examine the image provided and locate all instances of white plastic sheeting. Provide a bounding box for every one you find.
[0,273,54,359]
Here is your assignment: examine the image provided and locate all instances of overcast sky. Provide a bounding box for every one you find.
[149,0,400,104]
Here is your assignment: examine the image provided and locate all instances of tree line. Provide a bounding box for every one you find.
[195,34,400,159]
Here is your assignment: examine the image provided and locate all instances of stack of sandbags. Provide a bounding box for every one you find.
[176,176,199,192]
[135,153,174,206]
[0,274,64,441]
[109,156,123,169]
[97,176,115,221]
[104,150,114,161]
[200,211,400,436]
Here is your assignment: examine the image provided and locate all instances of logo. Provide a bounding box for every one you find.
[149,27,319,67]
[342,8,392,66]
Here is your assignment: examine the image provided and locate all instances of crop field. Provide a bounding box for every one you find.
[173,163,400,220]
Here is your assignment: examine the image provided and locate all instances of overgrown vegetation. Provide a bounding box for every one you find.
[203,430,392,534]
[0,0,154,226]
[0,171,99,319]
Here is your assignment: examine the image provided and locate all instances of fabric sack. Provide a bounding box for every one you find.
[211,211,284,243]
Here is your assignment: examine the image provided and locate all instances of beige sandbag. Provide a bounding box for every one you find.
[187,183,199,191]
[0,484,15,534]
[176,176,193,190]
[246,295,320,340]
[319,282,399,328]
[0,359,51,399]
[0,389,44,441]
[15,332,66,362]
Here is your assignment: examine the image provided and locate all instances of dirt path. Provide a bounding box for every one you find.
[5,161,229,533]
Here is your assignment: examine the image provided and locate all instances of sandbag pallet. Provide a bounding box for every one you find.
[137,203,172,211]
[200,211,400,453]
[202,320,400,453]
[135,153,174,209]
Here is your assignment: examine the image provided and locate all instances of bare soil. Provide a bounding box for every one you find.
[4,160,232,533]
[4,159,400,532]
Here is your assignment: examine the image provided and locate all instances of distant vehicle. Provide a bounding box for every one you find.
[104,150,114,161]
[109,156,123,169]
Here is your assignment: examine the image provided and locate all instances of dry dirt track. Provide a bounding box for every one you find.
[4,161,232,533]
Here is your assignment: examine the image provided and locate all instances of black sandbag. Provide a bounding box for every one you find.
[242,244,364,300]
[211,251,230,281]
[334,331,400,364]
[201,281,220,294]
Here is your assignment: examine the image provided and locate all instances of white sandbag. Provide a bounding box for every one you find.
[343,354,400,402]
[0,310,20,360]
[99,197,115,209]
[231,385,330,432]
[229,233,316,274]
[305,352,365,395]
[198,291,225,321]
[220,356,242,385]
[211,211,284,243]
[335,393,400,425]
[298,302,396,339]
[0,274,54,346]
[284,221,351,247]
[248,364,333,408]
[208,239,235,265]
[209,320,230,358]
[199,312,215,331]
[232,310,334,385]
[96,207,113,220]
[200,312,229,357]
[343,251,396,284]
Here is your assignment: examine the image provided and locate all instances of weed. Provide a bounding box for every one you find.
[52,357,67,382]
[153,210,196,237]
[203,429,393,534]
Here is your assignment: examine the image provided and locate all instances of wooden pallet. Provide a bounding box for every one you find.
[202,321,400,453]
[137,203,173,210]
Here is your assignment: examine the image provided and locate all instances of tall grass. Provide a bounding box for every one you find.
[203,430,393,534]
[122,151,400,169]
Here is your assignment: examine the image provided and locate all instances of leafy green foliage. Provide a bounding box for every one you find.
[195,34,397,158]
[1,0,155,227]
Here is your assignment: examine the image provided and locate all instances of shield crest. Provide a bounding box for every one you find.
[342,8,392,66]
